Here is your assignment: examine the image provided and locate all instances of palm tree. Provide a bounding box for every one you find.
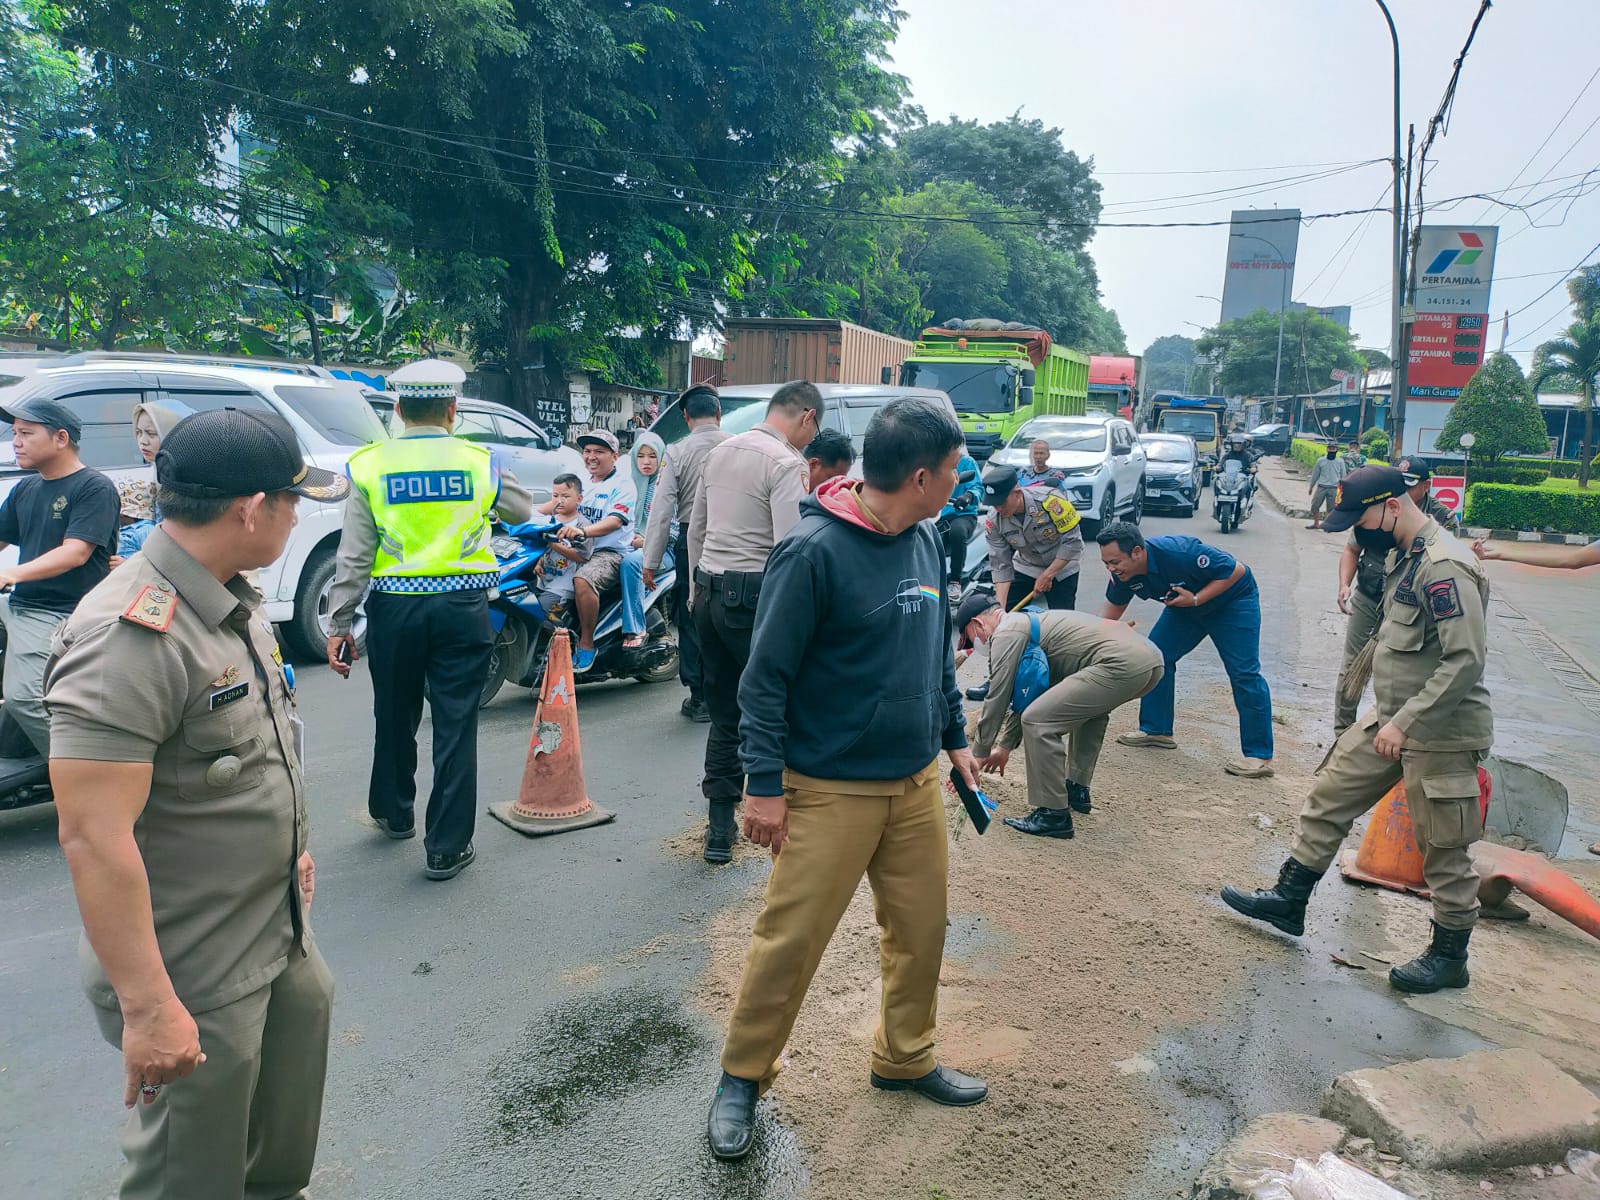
[1534,270,1600,488]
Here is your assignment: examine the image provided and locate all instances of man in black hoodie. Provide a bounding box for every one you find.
[706,397,986,1163]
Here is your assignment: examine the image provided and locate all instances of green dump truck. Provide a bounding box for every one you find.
[897,320,1089,460]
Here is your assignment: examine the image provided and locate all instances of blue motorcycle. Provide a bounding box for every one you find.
[480,517,679,706]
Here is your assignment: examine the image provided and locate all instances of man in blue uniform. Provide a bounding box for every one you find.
[1096,521,1274,778]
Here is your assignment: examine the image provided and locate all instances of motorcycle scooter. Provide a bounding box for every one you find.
[1211,460,1255,534]
[478,516,679,707]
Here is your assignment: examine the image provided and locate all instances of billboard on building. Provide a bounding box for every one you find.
[1221,210,1300,323]
[1413,226,1498,314]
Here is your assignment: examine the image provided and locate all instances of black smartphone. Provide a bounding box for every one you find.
[1161,587,1181,603]
[949,768,997,835]
[337,641,354,665]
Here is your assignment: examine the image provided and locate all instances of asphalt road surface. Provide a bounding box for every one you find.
[0,497,1548,1200]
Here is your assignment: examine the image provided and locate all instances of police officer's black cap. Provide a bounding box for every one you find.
[0,396,82,443]
[156,408,350,502]
[1322,464,1406,533]
[1398,458,1433,486]
[981,464,1019,506]
[954,590,1001,650]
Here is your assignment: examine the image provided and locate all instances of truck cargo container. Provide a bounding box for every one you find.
[898,320,1089,460]
[719,318,914,387]
[1088,354,1141,420]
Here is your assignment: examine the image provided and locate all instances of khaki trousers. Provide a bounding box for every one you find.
[1290,717,1485,929]
[1334,588,1381,734]
[720,761,947,1088]
[1310,485,1338,519]
[1022,663,1164,809]
[93,941,335,1199]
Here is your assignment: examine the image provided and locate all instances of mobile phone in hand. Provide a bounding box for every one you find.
[949,768,998,835]
[337,640,354,666]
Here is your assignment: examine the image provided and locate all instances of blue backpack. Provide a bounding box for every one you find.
[1010,612,1051,713]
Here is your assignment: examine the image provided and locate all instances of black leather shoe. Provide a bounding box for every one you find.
[1003,806,1075,839]
[1066,781,1092,814]
[1221,857,1323,937]
[964,681,990,702]
[681,696,712,723]
[704,801,738,864]
[871,1064,987,1107]
[373,814,416,840]
[707,1071,759,1160]
[424,844,475,881]
[1389,921,1471,993]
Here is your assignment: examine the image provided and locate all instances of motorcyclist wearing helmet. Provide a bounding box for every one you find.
[1218,433,1259,503]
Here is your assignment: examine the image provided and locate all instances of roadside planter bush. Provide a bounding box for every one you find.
[1464,482,1600,535]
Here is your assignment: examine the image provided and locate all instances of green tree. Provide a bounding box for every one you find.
[1142,334,1198,394]
[1435,353,1549,466]
[1196,309,1359,399]
[1532,265,1600,488]
[1359,347,1392,369]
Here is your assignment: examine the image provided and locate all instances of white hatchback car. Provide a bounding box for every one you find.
[0,357,389,655]
[987,412,1147,533]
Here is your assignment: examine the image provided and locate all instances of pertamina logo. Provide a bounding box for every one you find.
[1424,232,1485,276]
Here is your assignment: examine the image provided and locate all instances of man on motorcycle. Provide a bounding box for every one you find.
[548,428,638,674]
[940,451,983,601]
[1217,434,1258,507]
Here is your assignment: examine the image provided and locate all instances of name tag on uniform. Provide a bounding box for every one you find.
[384,470,474,505]
[209,682,251,710]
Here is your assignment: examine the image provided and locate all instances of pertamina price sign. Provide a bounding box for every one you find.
[1407,313,1487,400]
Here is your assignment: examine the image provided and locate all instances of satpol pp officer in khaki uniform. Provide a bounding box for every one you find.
[958,594,1164,840]
[982,464,1084,610]
[48,409,348,1198]
[1334,459,1462,733]
[1223,466,1493,995]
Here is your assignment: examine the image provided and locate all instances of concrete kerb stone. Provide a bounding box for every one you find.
[1253,459,1313,521]
[1191,1112,1346,1199]
[1320,1048,1600,1173]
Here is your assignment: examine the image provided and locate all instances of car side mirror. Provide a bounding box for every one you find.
[1112,443,1131,456]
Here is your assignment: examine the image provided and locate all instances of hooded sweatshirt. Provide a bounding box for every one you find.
[738,475,968,797]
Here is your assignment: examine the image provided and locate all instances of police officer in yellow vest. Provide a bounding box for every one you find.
[327,360,533,881]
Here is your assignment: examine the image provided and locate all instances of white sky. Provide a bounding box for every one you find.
[890,0,1599,369]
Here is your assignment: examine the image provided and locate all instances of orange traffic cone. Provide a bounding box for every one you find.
[1339,768,1492,894]
[488,630,616,838]
[1471,842,1600,943]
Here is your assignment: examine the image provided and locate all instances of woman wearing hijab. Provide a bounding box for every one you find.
[620,430,670,649]
[115,401,185,558]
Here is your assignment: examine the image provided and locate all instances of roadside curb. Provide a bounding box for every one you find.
[1253,461,1311,521]
[1465,527,1595,545]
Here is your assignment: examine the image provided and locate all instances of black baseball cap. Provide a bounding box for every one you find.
[156,408,349,502]
[981,464,1019,506]
[1397,458,1432,486]
[954,590,1000,650]
[1322,464,1405,533]
[0,396,82,442]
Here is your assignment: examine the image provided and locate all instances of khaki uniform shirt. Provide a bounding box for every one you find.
[984,484,1085,584]
[687,421,808,577]
[972,611,1163,756]
[1353,496,1460,600]
[45,528,308,1015]
[1371,519,1493,750]
[642,423,732,572]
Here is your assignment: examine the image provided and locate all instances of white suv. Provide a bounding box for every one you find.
[0,357,390,655]
[987,412,1147,533]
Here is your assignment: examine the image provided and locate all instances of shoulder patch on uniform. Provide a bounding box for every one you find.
[1425,578,1464,620]
[120,585,177,633]
[1039,492,1080,534]
[1196,553,1211,568]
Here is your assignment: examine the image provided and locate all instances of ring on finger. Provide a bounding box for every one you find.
[140,1081,162,1097]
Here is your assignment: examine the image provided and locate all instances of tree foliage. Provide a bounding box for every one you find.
[1436,353,1549,466]
[1532,265,1600,487]
[1141,334,1199,394]
[1195,308,1360,399]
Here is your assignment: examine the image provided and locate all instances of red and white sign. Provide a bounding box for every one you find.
[1430,474,1466,516]
[1407,313,1487,399]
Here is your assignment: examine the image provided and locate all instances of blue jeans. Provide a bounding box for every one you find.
[1137,584,1274,760]
[621,544,673,635]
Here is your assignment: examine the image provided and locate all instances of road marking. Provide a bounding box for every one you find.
[1489,596,1600,719]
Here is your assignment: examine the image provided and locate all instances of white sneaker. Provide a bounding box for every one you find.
[1225,757,1275,778]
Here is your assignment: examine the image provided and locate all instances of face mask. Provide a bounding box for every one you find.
[1327,448,1338,459]
[1353,507,1396,553]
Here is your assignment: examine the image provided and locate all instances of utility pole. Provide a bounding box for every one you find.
[1375,0,1406,463]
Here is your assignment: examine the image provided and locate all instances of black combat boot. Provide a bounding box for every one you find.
[1389,921,1471,993]
[964,681,990,702]
[704,801,738,865]
[1003,806,1074,839]
[1066,781,1092,814]
[1220,857,1323,936]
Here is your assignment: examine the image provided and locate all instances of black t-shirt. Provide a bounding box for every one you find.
[0,468,121,612]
